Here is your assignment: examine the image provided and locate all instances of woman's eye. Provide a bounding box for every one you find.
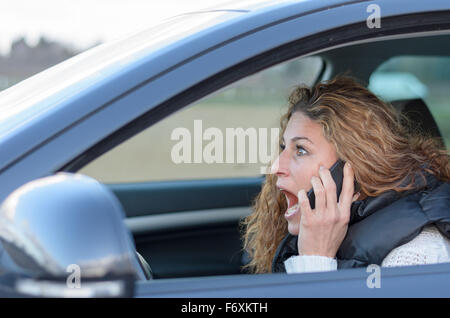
[296,145,307,156]
[279,143,286,151]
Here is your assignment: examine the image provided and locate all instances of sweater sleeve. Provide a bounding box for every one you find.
[284,255,337,273]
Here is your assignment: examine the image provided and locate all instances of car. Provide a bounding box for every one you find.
[0,0,449,298]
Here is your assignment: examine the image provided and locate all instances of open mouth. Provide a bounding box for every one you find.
[278,188,299,217]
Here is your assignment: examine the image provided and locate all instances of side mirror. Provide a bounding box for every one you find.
[0,173,148,297]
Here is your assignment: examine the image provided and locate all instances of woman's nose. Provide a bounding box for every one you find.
[271,151,289,177]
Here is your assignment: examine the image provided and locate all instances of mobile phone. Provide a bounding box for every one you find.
[307,159,356,209]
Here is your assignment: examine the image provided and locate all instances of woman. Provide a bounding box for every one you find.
[241,75,450,274]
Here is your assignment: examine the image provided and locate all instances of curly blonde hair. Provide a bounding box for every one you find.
[241,75,450,274]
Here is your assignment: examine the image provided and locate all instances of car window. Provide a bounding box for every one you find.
[368,56,450,149]
[78,57,324,183]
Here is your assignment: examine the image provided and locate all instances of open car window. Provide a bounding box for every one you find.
[78,57,324,183]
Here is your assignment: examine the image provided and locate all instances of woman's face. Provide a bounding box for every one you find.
[273,111,338,235]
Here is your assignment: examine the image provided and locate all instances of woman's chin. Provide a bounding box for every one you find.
[287,222,300,236]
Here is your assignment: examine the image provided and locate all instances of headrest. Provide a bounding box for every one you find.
[391,98,443,141]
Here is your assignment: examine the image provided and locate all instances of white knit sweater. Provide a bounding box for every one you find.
[284,225,450,273]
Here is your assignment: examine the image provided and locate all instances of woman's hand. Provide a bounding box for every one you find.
[297,162,360,258]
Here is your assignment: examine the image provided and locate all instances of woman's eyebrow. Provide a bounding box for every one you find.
[287,136,314,144]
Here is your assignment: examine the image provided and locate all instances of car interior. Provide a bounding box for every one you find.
[75,32,450,280]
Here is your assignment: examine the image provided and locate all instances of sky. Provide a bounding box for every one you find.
[0,0,229,55]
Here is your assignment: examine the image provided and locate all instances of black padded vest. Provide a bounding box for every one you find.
[272,171,450,272]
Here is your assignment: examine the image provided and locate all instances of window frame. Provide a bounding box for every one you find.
[60,11,450,174]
